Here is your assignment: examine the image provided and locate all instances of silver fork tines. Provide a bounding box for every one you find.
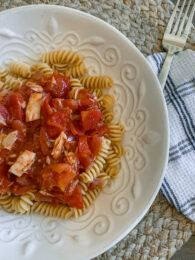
[158,0,195,88]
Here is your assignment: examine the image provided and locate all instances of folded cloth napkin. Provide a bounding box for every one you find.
[147,50,195,222]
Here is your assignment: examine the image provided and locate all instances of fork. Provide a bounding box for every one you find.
[159,0,195,88]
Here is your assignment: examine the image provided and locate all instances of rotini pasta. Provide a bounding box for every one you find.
[0,193,13,213]
[80,76,114,89]
[31,62,53,76]
[97,172,110,184]
[0,48,125,220]
[4,75,25,91]
[100,94,115,110]
[0,81,4,89]
[92,89,103,99]
[79,181,89,195]
[10,61,31,78]
[106,144,124,167]
[52,63,68,73]
[101,108,114,123]
[71,188,100,218]
[112,143,124,156]
[106,123,125,143]
[41,50,84,65]
[79,138,111,183]
[68,87,83,99]
[32,201,72,219]
[66,63,87,78]
[69,78,83,88]
[0,68,8,81]
[0,89,9,101]
[11,192,35,214]
[105,166,119,178]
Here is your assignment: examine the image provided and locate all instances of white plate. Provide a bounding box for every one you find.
[0,5,169,260]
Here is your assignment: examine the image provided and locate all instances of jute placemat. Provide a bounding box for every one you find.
[0,1,194,259]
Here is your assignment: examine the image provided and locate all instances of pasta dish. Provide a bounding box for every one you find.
[0,50,124,219]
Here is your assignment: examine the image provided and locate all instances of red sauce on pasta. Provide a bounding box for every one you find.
[0,72,109,209]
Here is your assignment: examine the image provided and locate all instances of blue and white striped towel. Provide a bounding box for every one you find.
[147,50,195,222]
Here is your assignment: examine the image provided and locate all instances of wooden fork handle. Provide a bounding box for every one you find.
[159,52,173,88]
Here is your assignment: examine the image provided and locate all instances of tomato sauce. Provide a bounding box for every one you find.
[0,72,109,209]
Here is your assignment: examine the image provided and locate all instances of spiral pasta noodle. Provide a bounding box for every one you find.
[67,63,87,78]
[0,68,8,81]
[0,81,4,89]
[10,61,31,78]
[71,188,100,218]
[32,201,73,219]
[31,62,53,76]
[0,193,13,213]
[106,123,125,143]
[105,143,124,168]
[68,87,83,99]
[0,88,9,101]
[105,166,119,178]
[101,108,114,123]
[97,172,110,184]
[80,76,114,90]
[4,75,25,91]
[100,94,115,110]
[79,138,111,183]
[79,181,89,195]
[70,78,83,88]
[112,143,124,156]
[92,89,103,99]
[41,50,84,65]
[52,63,68,73]
[11,192,35,214]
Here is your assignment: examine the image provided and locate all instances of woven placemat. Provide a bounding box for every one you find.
[0,1,194,259]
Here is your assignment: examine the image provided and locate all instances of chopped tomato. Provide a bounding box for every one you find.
[41,94,53,119]
[81,109,103,130]
[36,192,55,204]
[49,163,73,174]
[51,98,63,111]
[70,120,84,136]
[87,124,110,136]
[65,135,78,152]
[0,104,9,127]
[65,184,83,209]
[46,110,70,137]
[33,134,40,150]
[56,169,76,191]
[31,72,51,88]
[0,164,11,194]
[40,127,51,155]
[65,179,79,197]
[11,184,31,195]
[78,136,92,169]
[41,164,76,191]
[27,120,41,134]
[78,89,99,110]
[46,125,61,139]
[16,173,34,187]
[63,99,79,112]
[88,136,102,157]
[12,120,27,139]
[5,93,25,121]
[44,72,71,98]
[40,167,56,190]
[0,150,9,166]
[89,177,106,190]
[52,98,79,112]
